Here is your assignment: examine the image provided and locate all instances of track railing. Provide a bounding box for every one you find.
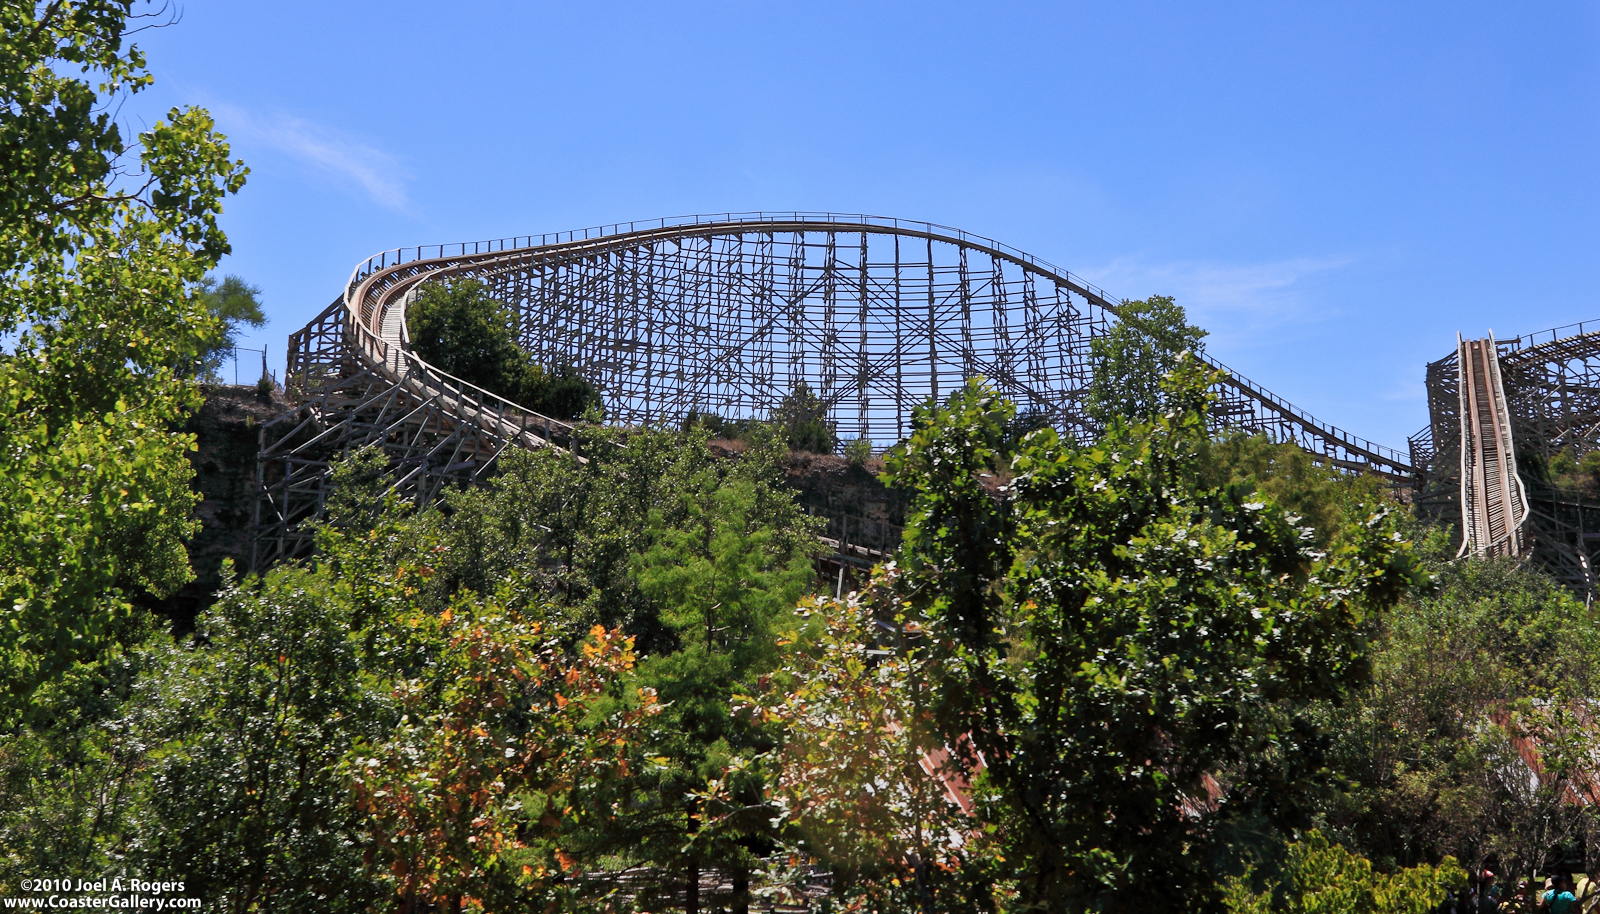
[339,249,579,453]
[1196,351,1411,471]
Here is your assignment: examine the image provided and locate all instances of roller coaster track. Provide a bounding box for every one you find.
[1455,334,1528,557]
[254,212,1413,570]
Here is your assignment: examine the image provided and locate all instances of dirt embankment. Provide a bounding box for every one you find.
[706,439,909,528]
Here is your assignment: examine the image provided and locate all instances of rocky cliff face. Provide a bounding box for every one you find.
[143,384,295,633]
[705,439,909,530]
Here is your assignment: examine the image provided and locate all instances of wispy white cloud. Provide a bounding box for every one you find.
[1080,254,1353,349]
[212,104,412,211]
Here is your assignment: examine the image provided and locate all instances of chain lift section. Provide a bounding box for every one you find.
[1456,335,1528,558]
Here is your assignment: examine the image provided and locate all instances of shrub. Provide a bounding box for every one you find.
[843,437,872,467]
[774,382,834,453]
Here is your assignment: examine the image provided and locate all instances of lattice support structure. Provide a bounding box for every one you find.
[257,213,1413,570]
[254,298,575,569]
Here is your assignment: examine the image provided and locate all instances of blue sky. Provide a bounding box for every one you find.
[130,1,1599,451]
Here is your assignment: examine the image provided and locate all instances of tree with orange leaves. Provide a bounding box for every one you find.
[347,613,657,914]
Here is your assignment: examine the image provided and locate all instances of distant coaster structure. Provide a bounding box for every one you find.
[253,212,1413,570]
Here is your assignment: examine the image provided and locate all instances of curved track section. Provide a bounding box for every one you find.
[255,213,1411,569]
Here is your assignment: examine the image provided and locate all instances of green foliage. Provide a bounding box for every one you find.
[844,437,874,468]
[681,382,839,456]
[408,279,524,394]
[408,278,602,420]
[614,477,816,905]
[774,381,835,453]
[0,0,247,724]
[346,616,653,913]
[0,649,155,890]
[1322,554,1600,882]
[1000,406,1053,453]
[1086,295,1208,426]
[1542,447,1600,498]
[126,561,387,911]
[416,425,821,907]
[192,274,266,379]
[1223,832,1462,914]
[1202,431,1390,548]
[753,591,988,911]
[421,424,821,648]
[873,367,1421,912]
[634,479,815,661]
[2,455,653,912]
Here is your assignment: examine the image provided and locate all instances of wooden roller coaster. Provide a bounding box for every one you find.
[253,212,1416,571]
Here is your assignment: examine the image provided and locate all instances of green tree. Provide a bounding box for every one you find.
[0,646,157,890]
[754,590,983,913]
[407,278,601,420]
[346,615,653,914]
[126,561,388,912]
[0,0,248,723]
[408,425,821,912]
[65,453,652,913]
[419,424,820,650]
[1201,431,1390,549]
[1540,447,1600,499]
[773,381,835,453]
[1085,295,1208,426]
[192,274,266,379]
[1321,553,1600,885]
[1223,831,1462,914]
[874,367,1420,913]
[621,478,816,913]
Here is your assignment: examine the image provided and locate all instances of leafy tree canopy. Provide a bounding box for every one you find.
[2,452,655,913]
[192,273,266,379]
[855,365,1420,912]
[1322,550,1600,884]
[407,278,601,421]
[413,424,822,911]
[687,380,838,455]
[1086,295,1208,427]
[1223,831,1462,914]
[773,381,835,453]
[0,0,247,724]
[1201,430,1390,549]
